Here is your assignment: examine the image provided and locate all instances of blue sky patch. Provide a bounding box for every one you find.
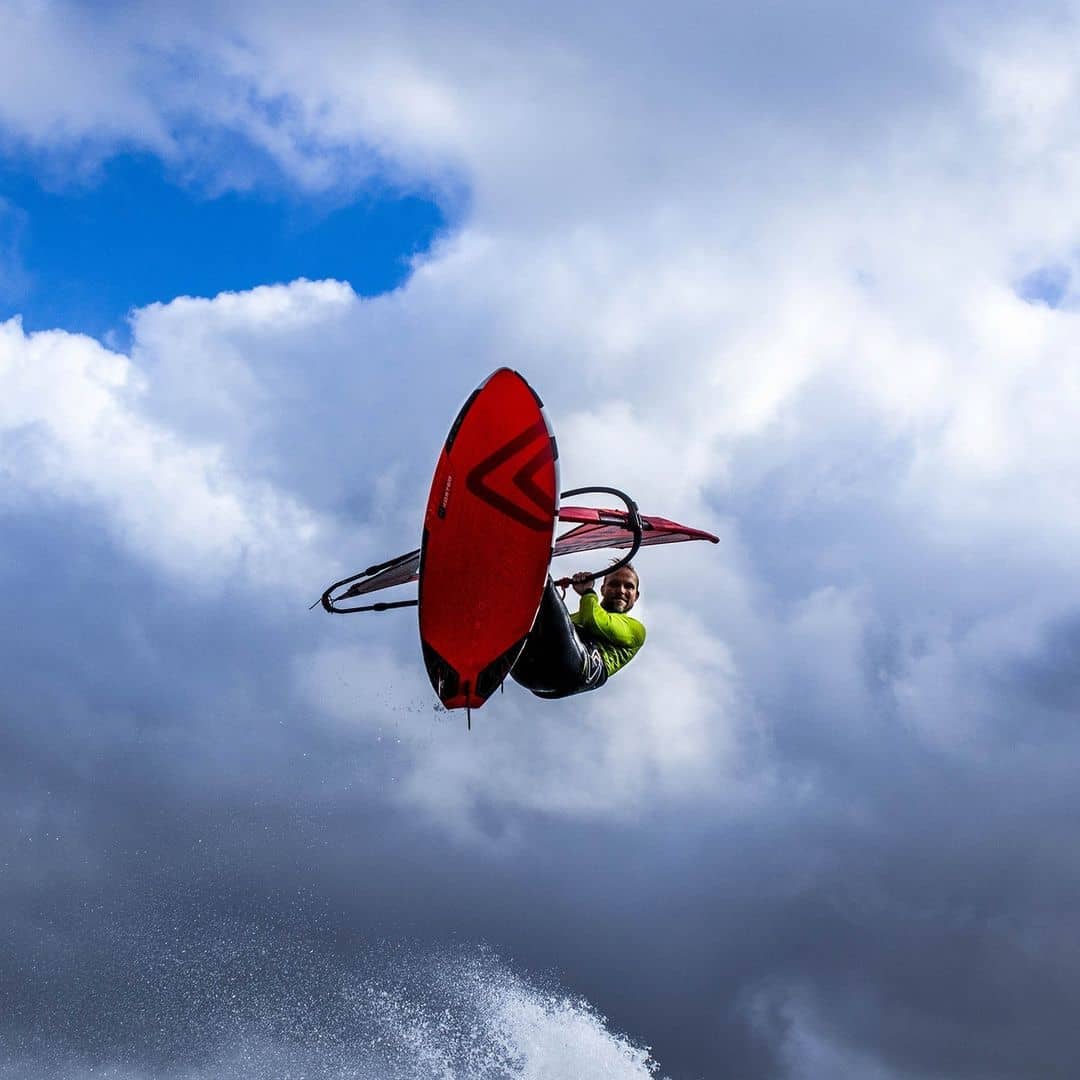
[1016,264,1070,309]
[0,151,446,346]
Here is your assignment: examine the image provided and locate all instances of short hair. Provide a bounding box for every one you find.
[603,561,639,589]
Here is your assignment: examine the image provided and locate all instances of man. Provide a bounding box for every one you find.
[510,564,646,699]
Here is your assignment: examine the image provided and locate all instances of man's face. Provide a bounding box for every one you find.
[600,568,639,613]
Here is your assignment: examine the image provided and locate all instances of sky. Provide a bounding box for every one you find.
[4,2,1080,1078]
[0,149,446,343]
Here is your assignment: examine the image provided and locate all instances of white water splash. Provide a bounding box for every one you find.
[2,944,664,1080]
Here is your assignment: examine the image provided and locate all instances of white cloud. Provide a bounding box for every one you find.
[0,2,172,155]
[0,315,323,593]
[6,0,1080,828]
[297,591,747,838]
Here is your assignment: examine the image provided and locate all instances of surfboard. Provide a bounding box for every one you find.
[418,368,559,711]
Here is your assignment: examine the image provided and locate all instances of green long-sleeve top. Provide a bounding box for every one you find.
[571,591,646,677]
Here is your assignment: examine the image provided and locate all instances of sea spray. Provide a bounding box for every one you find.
[2,930,664,1080]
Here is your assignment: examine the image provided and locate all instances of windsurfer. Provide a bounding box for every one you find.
[510,565,646,699]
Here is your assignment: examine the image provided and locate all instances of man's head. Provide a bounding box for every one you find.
[600,564,640,613]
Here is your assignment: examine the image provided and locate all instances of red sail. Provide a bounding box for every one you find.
[327,510,717,606]
[553,507,719,556]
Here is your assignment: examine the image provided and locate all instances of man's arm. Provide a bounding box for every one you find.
[574,591,646,648]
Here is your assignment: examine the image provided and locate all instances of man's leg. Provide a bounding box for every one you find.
[510,581,608,698]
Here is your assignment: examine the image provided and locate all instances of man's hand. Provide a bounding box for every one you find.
[571,572,596,596]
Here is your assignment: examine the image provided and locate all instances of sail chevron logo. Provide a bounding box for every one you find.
[465,418,556,532]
